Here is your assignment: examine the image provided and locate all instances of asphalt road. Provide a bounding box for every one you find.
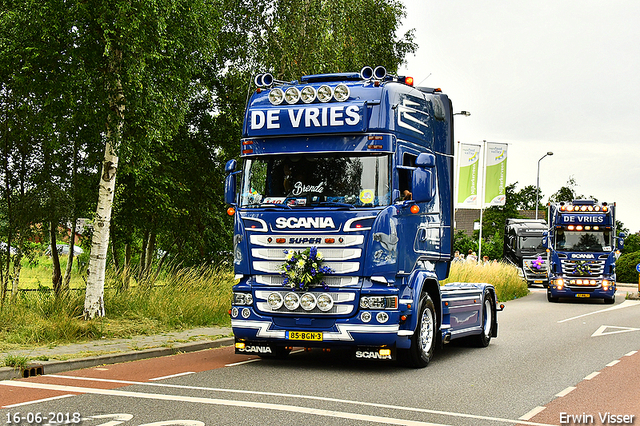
[2,287,639,425]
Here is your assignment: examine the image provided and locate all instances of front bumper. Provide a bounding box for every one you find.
[548,282,615,300]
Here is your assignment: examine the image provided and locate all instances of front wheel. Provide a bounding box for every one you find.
[547,291,559,303]
[400,293,436,368]
[604,296,615,305]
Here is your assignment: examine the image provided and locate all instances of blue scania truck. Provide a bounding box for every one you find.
[224,67,501,367]
[544,200,625,304]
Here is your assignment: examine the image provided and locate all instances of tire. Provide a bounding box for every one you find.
[547,291,559,303]
[604,296,615,305]
[470,290,494,348]
[400,293,437,368]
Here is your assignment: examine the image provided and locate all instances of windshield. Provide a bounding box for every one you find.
[554,230,612,252]
[519,235,544,250]
[240,154,391,208]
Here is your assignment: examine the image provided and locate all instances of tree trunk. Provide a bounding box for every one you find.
[139,229,149,281]
[50,221,63,296]
[123,242,131,290]
[10,251,22,304]
[62,218,77,292]
[145,232,156,278]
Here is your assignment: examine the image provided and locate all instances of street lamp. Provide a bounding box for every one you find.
[536,152,553,220]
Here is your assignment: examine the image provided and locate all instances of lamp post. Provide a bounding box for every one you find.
[536,152,553,219]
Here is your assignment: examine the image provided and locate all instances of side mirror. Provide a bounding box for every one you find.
[225,159,238,205]
[618,232,626,251]
[542,231,548,249]
[410,153,436,203]
[415,152,436,168]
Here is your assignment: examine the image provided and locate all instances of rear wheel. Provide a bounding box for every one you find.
[470,291,494,347]
[400,293,436,368]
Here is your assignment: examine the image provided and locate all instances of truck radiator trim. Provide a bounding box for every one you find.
[255,275,360,287]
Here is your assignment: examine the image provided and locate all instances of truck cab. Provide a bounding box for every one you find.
[225,67,499,367]
[545,200,624,304]
[503,219,548,287]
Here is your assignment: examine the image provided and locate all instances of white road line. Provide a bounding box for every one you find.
[606,360,620,367]
[150,372,195,381]
[558,300,640,323]
[555,386,576,398]
[519,406,546,421]
[28,375,558,426]
[583,372,600,380]
[0,381,446,426]
[3,394,75,408]
[591,325,640,337]
[625,351,638,356]
[224,358,261,367]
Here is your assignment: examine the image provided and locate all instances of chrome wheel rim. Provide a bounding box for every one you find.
[483,299,492,338]
[419,307,434,354]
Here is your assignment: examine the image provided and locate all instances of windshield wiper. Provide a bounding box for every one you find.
[316,201,354,209]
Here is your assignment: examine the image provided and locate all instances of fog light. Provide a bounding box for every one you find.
[235,342,245,349]
[556,279,564,290]
[317,293,334,312]
[379,349,391,357]
[231,307,239,318]
[241,308,251,318]
[361,312,371,323]
[376,312,389,323]
[333,84,350,101]
[284,292,300,310]
[300,293,317,311]
[268,88,284,105]
[267,292,283,310]
[317,85,332,102]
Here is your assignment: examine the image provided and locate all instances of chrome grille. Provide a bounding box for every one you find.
[255,275,359,287]
[560,259,605,278]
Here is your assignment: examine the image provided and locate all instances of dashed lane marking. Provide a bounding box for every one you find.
[224,358,261,367]
[150,372,195,381]
[555,387,576,398]
[519,406,546,421]
[5,376,558,426]
[625,350,638,356]
[583,372,600,380]
[3,394,75,408]
[606,360,620,367]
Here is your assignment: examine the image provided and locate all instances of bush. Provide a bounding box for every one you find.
[617,251,640,284]
[442,261,529,302]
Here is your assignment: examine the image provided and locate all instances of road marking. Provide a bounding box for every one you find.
[558,300,640,323]
[591,325,640,337]
[555,386,576,397]
[606,360,620,367]
[150,372,195,381]
[3,394,75,408]
[224,358,261,367]
[625,351,638,356]
[583,372,600,380]
[0,381,447,426]
[519,406,546,420]
[25,375,558,426]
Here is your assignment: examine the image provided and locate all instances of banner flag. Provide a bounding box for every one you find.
[484,142,508,206]
[456,143,481,208]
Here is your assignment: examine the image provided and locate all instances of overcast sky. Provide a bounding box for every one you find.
[398,0,640,233]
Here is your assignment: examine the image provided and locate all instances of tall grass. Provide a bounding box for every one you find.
[0,265,234,351]
[442,261,529,302]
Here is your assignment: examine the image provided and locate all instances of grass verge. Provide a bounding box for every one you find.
[0,265,234,352]
[442,261,529,302]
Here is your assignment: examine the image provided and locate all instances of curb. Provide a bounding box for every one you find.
[0,337,234,381]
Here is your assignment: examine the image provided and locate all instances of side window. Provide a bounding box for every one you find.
[398,153,417,201]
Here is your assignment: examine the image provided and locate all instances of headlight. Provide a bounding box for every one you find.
[376,312,389,323]
[333,84,350,102]
[300,293,317,311]
[300,86,316,103]
[233,292,253,306]
[317,293,334,312]
[267,292,283,310]
[284,292,300,310]
[285,87,300,104]
[317,85,332,102]
[360,295,398,310]
[268,88,284,105]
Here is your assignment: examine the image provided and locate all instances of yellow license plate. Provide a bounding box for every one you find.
[576,294,590,298]
[534,280,543,284]
[287,331,323,341]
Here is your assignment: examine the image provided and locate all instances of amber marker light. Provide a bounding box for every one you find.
[405,76,414,86]
[235,342,245,349]
[227,207,236,216]
[410,205,420,214]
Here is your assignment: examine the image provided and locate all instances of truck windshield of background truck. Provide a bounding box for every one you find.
[554,229,612,252]
[240,153,391,208]
[520,235,544,250]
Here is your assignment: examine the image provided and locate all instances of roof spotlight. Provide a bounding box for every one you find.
[373,66,387,80]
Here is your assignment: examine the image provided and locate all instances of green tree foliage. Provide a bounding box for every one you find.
[622,233,640,254]
[616,251,640,284]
